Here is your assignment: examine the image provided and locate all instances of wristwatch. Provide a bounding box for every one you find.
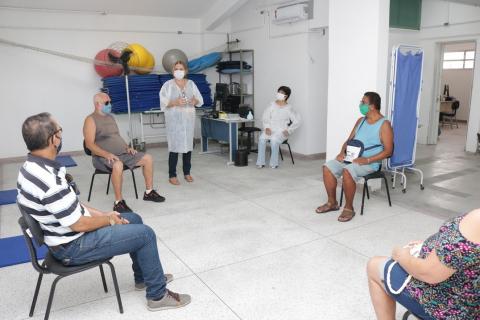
[109,215,116,226]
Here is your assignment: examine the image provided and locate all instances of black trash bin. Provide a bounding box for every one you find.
[234,149,248,167]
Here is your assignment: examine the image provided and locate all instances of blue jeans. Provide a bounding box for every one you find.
[256,136,281,167]
[51,212,166,300]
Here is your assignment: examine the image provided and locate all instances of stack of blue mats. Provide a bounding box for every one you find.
[103,74,212,114]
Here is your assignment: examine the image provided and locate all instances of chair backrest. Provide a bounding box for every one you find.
[17,206,48,273]
[452,100,460,113]
[83,140,92,156]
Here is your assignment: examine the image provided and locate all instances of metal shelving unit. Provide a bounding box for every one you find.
[217,49,255,112]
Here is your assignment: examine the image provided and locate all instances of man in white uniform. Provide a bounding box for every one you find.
[256,86,301,169]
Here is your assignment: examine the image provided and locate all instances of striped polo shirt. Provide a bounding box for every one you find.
[17,154,91,247]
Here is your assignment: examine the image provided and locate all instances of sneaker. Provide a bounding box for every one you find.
[135,274,174,291]
[113,200,132,213]
[270,165,278,169]
[143,189,166,203]
[256,165,265,169]
[147,289,191,311]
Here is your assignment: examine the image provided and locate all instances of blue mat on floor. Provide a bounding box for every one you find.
[0,235,47,268]
[56,155,77,167]
[0,189,17,205]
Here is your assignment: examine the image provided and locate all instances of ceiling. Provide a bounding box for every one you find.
[0,0,219,18]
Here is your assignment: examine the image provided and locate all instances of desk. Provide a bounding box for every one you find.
[440,101,455,113]
[201,117,254,164]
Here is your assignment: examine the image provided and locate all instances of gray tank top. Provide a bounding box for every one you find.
[91,113,127,155]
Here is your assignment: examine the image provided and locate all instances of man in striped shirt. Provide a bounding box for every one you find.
[17,113,190,311]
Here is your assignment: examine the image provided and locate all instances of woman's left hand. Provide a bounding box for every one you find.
[353,157,369,165]
[392,246,411,262]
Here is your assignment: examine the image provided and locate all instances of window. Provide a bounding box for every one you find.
[443,50,475,70]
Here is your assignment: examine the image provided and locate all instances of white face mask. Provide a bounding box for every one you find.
[173,70,185,80]
[276,92,286,101]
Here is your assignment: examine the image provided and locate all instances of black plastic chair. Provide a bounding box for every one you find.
[17,206,123,320]
[279,140,295,164]
[83,140,139,201]
[340,166,392,216]
[440,100,460,129]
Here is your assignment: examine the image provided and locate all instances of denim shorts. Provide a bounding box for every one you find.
[324,159,377,182]
[380,259,435,320]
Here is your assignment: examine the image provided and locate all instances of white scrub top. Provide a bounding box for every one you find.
[260,102,301,143]
[159,79,204,153]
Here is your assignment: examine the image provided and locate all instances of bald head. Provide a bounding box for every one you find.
[93,92,111,110]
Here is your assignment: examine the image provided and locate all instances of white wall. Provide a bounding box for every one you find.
[326,0,389,159]
[0,10,226,159]
[228,0,329,156]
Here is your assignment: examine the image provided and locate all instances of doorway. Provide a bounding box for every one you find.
[431,41,476,150]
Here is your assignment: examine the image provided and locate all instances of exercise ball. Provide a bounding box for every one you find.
[94,49,123,78]
[162,49,188,73]
[127,43,155,74]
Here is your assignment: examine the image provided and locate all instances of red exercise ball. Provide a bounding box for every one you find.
[94,49,123,78]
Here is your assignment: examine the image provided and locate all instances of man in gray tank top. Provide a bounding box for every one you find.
[83,93,165,213]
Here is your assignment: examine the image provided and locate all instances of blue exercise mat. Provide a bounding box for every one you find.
[56,155,77,167]
[0,235,47,268]
[0,189,17,205]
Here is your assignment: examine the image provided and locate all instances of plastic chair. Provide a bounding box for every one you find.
[83,140,139,201]
[340,165,392,215]
[440,100,460,129]
[17,206,123,320]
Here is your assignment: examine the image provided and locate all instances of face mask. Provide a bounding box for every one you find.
[102,102,112,114]
[174,70,185,80]
[56,139,62,154]
[359,103,370,115]
[276,93,286,101]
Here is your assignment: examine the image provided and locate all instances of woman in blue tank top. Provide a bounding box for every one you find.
[316,92,394,222]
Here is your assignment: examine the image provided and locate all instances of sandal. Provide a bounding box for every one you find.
[338,208,356,222]
[184,175,194,183]
[315,202,340,214]
[169,177,180,185]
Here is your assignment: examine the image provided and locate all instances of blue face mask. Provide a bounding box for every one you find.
[102,103,112,114]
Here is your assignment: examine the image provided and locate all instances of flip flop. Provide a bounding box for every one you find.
[169,177,180,185]
[315,203,340,214]
[338,208,356,222]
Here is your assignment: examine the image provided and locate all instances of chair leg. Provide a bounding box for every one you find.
[44,276,63,320]
[106,174,111,195]
[99,265,108,293]
[383,176,392,207]
[279,147,284,161]
[287,143,294,164]
[131,170,138,199]
[88,173,96,202]
[106,261,124,314]
[340,185,344,206]
[29,272,44,317]
[366,181,370,200]
[361,181,367,216]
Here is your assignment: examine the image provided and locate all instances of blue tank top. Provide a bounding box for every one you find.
[354,117,385,170]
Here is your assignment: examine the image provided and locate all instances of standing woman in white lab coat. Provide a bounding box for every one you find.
[256,86,301,169]
[160,61,203,185]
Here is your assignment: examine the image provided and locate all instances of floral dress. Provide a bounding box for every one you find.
[406,214,480,320]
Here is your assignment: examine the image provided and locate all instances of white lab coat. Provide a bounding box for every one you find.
[260,102,301,143]
[159,79,203,153]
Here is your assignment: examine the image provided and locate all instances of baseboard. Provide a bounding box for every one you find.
[279,147,326,160]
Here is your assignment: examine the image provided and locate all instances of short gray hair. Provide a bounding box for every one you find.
[21,113,57,151]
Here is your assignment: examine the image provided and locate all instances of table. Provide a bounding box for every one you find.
[200,116,254,164]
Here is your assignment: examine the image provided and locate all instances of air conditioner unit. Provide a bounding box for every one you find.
[273,2,309,25]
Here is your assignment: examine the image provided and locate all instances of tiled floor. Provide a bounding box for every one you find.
[0,124,478,320]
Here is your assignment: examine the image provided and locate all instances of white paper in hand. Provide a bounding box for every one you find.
[344,145,361,163]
